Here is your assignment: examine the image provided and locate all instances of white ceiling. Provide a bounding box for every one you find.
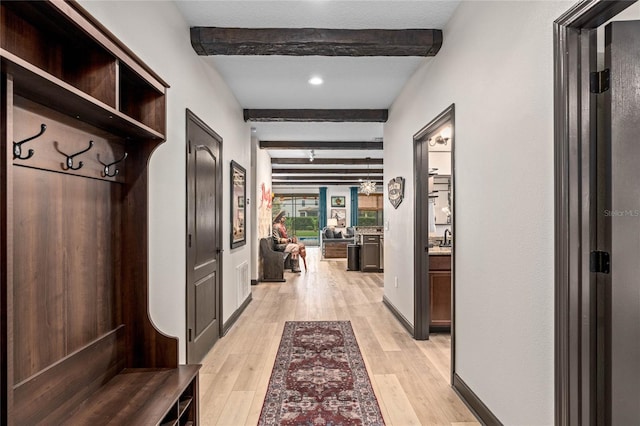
[174,0,460,184]
[175,1,460,30]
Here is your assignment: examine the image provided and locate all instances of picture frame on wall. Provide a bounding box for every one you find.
[331,196,345,207]
[230,160,246,249]
[330,208,347,227]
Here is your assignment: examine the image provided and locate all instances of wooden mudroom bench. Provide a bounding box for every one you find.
[1,1,200,424]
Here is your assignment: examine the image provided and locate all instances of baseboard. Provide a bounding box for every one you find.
[222,293,252,336]
[452,373,502,426]
[382,295,414,336]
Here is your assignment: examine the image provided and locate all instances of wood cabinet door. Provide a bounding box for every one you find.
[429,271,451,328]
[360,235,380,271]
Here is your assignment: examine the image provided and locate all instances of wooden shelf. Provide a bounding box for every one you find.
[2,51,164,140]
[119,62,166,134]
[1,1,117,107]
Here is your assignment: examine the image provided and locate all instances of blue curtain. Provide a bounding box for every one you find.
[350,186,358,226]
[319,187,327,230]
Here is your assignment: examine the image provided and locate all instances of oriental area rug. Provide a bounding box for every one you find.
[258,321,385,425]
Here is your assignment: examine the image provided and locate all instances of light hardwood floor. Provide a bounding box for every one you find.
[199,247,479,425]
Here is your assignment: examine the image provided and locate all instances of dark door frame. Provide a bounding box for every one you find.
[413,104,455,343]
[185,109,224,364]
[553,1,636,424]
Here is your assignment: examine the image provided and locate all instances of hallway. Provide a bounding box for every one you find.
[199,248,478,425]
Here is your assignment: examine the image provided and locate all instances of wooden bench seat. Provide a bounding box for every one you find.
[260,237,292,282]
[67,366,200,425]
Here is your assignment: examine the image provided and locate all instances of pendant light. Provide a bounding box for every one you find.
[359,157,376,195]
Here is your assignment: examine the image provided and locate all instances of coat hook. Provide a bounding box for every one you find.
[14,124,47,160]
[98,152,128,177]
[63,140,94,171]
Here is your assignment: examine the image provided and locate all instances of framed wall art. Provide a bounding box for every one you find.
[230,160,246,248]
[331,196,345,207]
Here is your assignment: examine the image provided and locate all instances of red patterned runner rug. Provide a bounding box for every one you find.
[258,321,385,425]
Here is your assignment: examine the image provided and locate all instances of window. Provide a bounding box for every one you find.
[272,194,320,246]
[358,193,383,226]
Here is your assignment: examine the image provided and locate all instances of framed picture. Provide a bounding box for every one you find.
[331,196,345,207]
[330,208,347,227]
[230,160,246,249]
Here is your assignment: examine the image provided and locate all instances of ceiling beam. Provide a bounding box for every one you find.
[272,168,384,175]
[260,141,383,150]
[273,175,380,181]
[245,109,387,122]
[272,181,382,186]
[191,27,443,57]
[271,158,384,165]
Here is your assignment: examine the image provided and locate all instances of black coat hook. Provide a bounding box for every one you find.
[98,152,128,177]
[14,124,47,160]
[63,140,94,171]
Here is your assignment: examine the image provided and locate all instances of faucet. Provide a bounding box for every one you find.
[443,229,452,246]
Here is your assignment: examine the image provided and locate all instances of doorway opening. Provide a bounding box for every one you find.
[554,1,638,423]
[413,104,455,346]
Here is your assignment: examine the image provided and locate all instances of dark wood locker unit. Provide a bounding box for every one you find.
[360,234,382,272]
[0,1,200,424]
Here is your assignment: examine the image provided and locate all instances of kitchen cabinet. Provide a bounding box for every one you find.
[360,234,382,272]
[429,254,451,331]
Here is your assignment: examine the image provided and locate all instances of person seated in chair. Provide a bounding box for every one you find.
[272,210,305,273]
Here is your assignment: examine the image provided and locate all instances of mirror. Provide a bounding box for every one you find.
[432,175,451,224]
[230,160,246,248]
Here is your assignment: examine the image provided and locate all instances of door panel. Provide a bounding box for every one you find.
[186,110,222,364]
[603,20,640,425]
[195,274,216,336]
[194,146,217,283]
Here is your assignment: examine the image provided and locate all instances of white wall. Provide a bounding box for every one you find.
[79,1,252,363]
[384,1,571,424]
[326,186,351,227]
[253,146,273,280]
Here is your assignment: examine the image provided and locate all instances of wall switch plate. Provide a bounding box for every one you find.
[394,276,398,288]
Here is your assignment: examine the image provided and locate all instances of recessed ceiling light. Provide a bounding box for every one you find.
[308,76,323,86]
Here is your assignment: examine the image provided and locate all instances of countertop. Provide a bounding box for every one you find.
[429,246,451,255]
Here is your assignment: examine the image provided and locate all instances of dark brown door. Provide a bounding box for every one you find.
[186,110,222,364]
[414,123,433,341]
[599,20,640,425]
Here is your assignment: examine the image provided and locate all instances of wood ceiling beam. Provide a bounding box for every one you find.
[272,168,384,175]
[245,109,388,122]
[272,181,382,186]
[271,158,384,165]
[260,141,383,150]
[273,175,382,181]
[191,27,443,57]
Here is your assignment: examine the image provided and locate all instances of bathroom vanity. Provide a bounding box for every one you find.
[429,248,451,331]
